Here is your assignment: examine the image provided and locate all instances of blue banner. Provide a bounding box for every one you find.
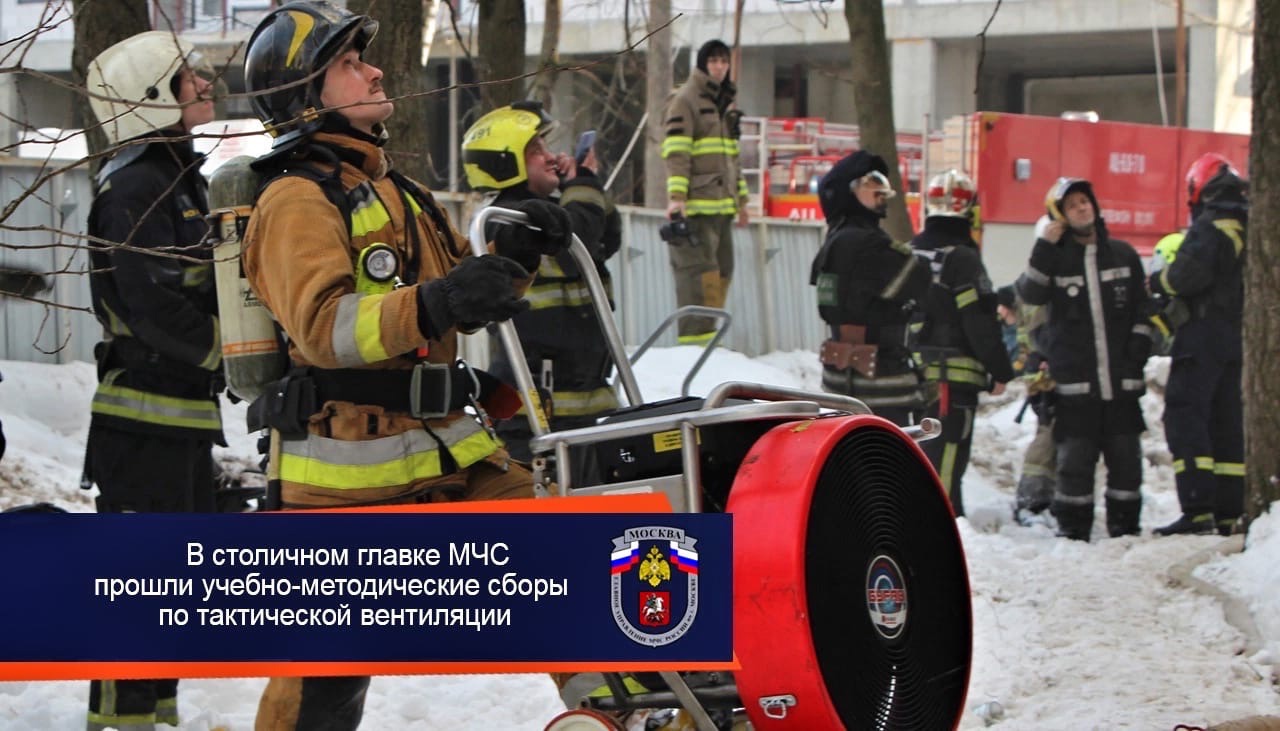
[0,512,731,664]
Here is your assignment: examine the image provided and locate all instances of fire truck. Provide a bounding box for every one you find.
[740,112,1249,285]
[739,117,925,227]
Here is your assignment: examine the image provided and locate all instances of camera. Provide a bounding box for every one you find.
[659,213,695,246]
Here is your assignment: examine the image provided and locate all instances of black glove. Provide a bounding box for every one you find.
[492,199,573,270]
[417,255,531,339]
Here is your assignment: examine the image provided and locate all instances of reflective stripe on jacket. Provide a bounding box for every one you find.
[662,70,747,216]
[244,132,504,503]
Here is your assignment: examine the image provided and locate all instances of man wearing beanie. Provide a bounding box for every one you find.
[661,39,750,344]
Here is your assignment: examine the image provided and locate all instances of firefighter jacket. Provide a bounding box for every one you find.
[87,131,224,444]
[810,201,929,376]
[911,216,1015,390]
[662,69,749,216]
[1016,218,1152,408]
[487,173,622,420]
[1150,199,1246,329]
[242,131,507,506]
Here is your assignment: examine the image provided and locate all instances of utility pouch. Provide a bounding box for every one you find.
[246,373,317,439]
[820,340,879,379]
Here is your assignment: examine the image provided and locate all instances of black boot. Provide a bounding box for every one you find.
[1052,503,1093,542]
[1215,515,1241,537]
[1153,512,1214,536]
[1105,499,1141,538]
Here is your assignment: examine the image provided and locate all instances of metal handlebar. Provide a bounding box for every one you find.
[466,206,645,438]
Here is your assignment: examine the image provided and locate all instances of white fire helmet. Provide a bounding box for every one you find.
[87,31,209,145]
[925,169,977,218]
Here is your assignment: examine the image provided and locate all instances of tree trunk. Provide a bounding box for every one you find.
[476,0,526,108]
[530,0,561,111]
[348,0,432,184]
[843,0,912,241]
[1244,2,1280,521]
[644,0,672,209]
[70,0,150,176]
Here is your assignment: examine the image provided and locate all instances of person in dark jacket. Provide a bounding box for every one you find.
[462,101,622,484]
[1151,154,1247,537]
[811,150,930,426]
[82,30,223,730]
[1016,177,1153,541]
[912,170,1013,516]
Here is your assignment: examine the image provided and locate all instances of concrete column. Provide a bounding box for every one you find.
[807,65,856,124]
[1186,22,1217,130]
[891,38,935,133]
[933,40,979,122]
[1213,0,1253,134]
[734,46,774,118]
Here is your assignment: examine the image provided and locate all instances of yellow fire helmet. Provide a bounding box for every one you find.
[1043,176,1093,222]
[462,101,558,191]
[1151,231,1185,272]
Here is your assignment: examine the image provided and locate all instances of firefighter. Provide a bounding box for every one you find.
[1151,154,1247,537]
[911,170,1013,517]
[1016,177,1153,541]
[462,102,622,484]
[810,150,930,427]
[661,39,750,344]
[81,30,223,730]
[240,2,570,728]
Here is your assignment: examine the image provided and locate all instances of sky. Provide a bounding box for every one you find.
[0,347,1276,730]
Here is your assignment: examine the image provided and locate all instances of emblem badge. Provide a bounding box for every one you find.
[865,554,908,640]
[611,526,699,646]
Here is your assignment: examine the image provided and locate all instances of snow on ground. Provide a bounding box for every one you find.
[1,349,1277,730]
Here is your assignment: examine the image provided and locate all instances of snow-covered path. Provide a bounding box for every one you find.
[0,351,1276,730]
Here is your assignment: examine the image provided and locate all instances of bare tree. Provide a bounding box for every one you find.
[476,0,526,107]
[843,0,912,241]
[530,0,561,110]
[1244,1,1280,521]
[644,0,672,208]
[348,0,432,183]
[70,0,150,168]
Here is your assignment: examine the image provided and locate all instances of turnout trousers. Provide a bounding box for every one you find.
[254,457,534,731]
[921,386,978,517]
[86,427,216,731]
[669,214,734,341]
[1163,320,1244,527]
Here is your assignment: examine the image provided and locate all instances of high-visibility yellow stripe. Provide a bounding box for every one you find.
[737,179,749,198]
[691,137,735,154]
[525,282,595,310]
[667,176,689,195]
[199,316,222,370]
[662,136,693,157]
[92,381,221,431]
[87,711,156,730]
[939,442,957,494]
[349,195,392,239]
[955,288,979,309]
[561,185,607,209]
[678,332,716,345]
[1195,456,1215,471]
[684,198,738,215]
[552,387,620,416]
[279,421,498,489]
[354,294,390,363]
[1214,462,1245,476]
[1213,219,1244,255]
[331,292,390,366]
